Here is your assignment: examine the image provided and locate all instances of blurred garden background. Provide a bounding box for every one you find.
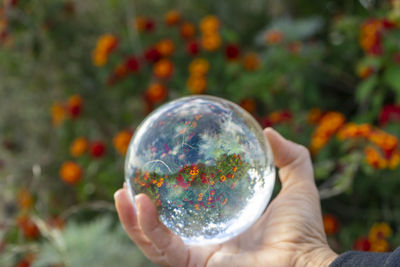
[1,0,400,266]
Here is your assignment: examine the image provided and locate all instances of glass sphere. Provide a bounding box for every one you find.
[125,95,275,245]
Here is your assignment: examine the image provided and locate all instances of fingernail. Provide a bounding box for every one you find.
[114,189,123,201]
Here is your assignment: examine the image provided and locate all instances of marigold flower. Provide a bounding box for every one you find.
[113,130,132,156]
[153,59,174,79]
[240,98,257,113]
[225,43,240,61]
[51,102,66,126]
[370,239,390,252]
[125,56,140,72]
[353,237,371,251]
[187,75,207,94]
[186,41,200,55]
[70,137,88,157]
[60,161,83,185]
[180,22,196,39]
[156,39,175,57]
[92,34,118,67]
[165,10,181,26]
[379,104,400,126]
[90,141,106,158]
[357,65,374,79]
[307,108,323,125]
[189,58,210,75]
[265,30,284,45]
[66,94,83,119]
[323,214,340,235]
[145,83,168,104]
[17,189,34,210]
[360,19,383,55]
[200,15,220,34]
[242,52,261,71]
[389,151,400,169]
[369,222,392,243]
[310,112,345,154]
[201,33,221,51]
[145,47,162,63]
[17,216,40,240]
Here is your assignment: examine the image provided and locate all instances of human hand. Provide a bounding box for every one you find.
[114,128,338,267]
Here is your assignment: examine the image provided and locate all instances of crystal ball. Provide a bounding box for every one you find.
[125,95,275,245]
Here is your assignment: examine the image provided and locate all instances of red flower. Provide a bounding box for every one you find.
[66,95,83,119]
[144,20,155,32]
[323,214,340,235]
[125,56,140,72]
[225,44,240,60]
[186,41,199,56]
[353,237,371,251]
[90,141,106,158]
[379,104,400,126]
[145,47,161,63]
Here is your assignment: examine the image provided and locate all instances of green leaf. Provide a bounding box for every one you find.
[383,65,400,97]
[355,75,378,103]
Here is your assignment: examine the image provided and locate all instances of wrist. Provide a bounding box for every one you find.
[295,245,338,267]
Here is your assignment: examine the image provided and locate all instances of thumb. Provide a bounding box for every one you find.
[263,128,315,188]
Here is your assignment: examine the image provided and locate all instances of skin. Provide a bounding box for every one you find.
[114,128,338,267]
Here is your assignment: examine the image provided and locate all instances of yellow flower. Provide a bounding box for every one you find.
[201,33,221,51]
[187,75,207,94]
[70,137,88,157]
[189,58,210,75]
[200,15,220,34]
[370,239,390,252]
[113,130,133,155]
[51,102,65,126]
[369,222,393,243]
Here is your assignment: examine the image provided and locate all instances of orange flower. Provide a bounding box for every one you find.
[113,130,133,155]
[187,75,207,94]
[153,59,174,79]
[360,19,383,55]
[240,98,257,113]
[51,102,65,126]
[17,216,40,240]
[60,161,83,185]
[66,94,83,119]
[265,30,284,45]
[357,65,374,79]
[242,52,261,71]
[70,137,88,157]
[156,178,164,188]
[180,22,196,39]
[323,214,339,235]
[17,189,34,210]
[311,112,345,154]
[365,146,386,169]
[189,165,199,175]
[220,175,226,182]
[189,58,210,75]
[201,33,221,51]
[307,108,323,125]
[370,239,390,252]
[194,204,200,210]
[200,15,220,34]
[145,83,168,103]
[165,10,181,26]
[92,34,118,67]
[134,16,147,31]
[369,222,393,242]
[389,151,400,170]
[156,39,175,57]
